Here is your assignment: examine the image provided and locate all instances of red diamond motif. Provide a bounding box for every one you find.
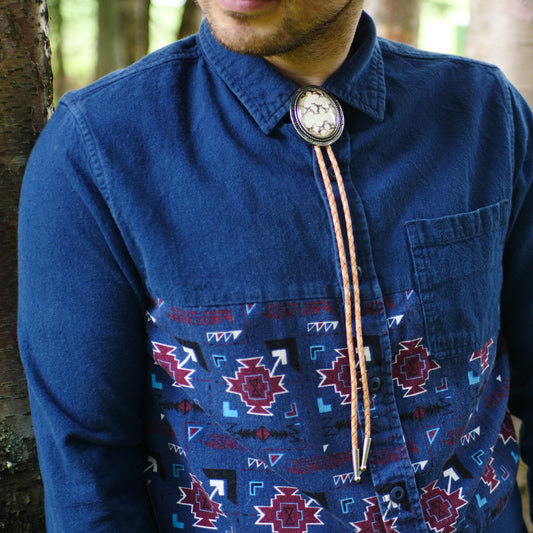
[255,486,323,532]
[317,348,354,405]
[392,338,439,397]
[421,481,467,533]
[351,496,399,532]
[470,339,493,373]
[152,342,194,388]
[256,426,271,441]
[224,357,287,415]
[178,474,226,529]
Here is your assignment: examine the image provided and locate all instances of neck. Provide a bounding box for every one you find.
[264,5,363,86]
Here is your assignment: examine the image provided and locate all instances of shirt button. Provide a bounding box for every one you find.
[390,485,406,504]
[369,376,382,394]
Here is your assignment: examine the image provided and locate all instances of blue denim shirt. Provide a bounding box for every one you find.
[18,12,533,533]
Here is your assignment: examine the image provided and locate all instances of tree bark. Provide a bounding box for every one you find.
[467,0,533,105]
[365,0,422,47]
[0,0,52,530]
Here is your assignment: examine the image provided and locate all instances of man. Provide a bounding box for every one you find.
[18,0,533,531]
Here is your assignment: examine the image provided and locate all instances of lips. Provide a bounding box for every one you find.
[218,0,276,14]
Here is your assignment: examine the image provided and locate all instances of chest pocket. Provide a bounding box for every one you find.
[405,200,510,358]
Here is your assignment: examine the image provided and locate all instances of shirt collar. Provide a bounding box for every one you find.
[198,11,386,135]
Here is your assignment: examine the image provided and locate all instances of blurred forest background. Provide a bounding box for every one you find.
[47,0,533,104]
[1,0,533,530]
[51,0,472,99]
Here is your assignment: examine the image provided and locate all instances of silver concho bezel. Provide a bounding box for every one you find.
[290,85,345,146]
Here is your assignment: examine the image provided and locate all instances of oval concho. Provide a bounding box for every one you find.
[290,85,344,146]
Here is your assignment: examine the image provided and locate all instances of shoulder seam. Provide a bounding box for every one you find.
[59,100,111,204]
[378,37,501,72]
[63,40,202,100]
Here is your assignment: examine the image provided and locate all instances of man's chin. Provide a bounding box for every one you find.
[208,24,285,57]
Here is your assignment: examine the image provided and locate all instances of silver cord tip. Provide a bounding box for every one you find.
[353,448,361,482]
[360,437,372,472]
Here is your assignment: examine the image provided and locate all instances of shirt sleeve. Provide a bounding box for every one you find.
[18,102,157,532]
[500,82,533,520]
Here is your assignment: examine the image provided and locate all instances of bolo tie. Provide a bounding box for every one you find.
[290,86,371,481]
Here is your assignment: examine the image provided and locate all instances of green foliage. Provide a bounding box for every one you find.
[420,0,470,54]
[149,2,184,53]
[49,0,98,89]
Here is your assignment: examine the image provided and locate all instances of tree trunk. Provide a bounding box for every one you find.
[467,0,533,105]
[0,0,53,530]
[365,0,422,47]
[97,0,150,78]
[136,0,150,59]
[178,0,203,40]
[97,0,119,78]
[117,0,139,66]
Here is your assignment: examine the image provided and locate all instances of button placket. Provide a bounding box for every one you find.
[390,485,406,504]
[369,376,382,394]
